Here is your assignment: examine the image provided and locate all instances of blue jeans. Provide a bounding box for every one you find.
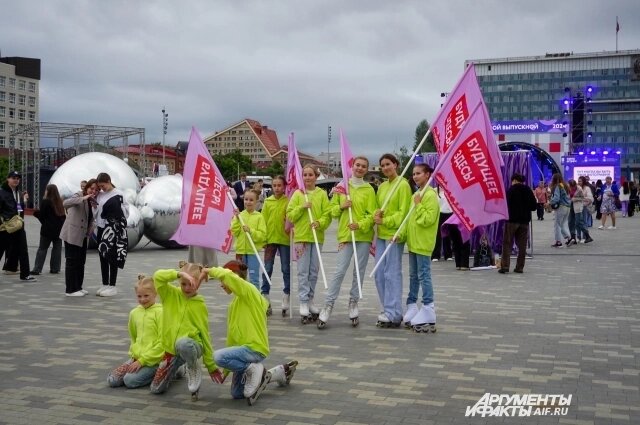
[214,346,266,399]
[150,337,202,394]
[374,238,404,323]
[261,244,290,295]
[554,206,571,242]
[296,242,323,303]
[107,359,158,389]
[575,209,590,240]
[584,208,593,227]
[324,241,370,306]
[238,253,261,290]
[407,252,433,305]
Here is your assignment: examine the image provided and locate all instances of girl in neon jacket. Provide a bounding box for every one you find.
[231,189,267,289]
[260,176,290,315]
[149,262,217,396]
[373,154,412,326]
[402,164,440,332]
[107,275,163,389]
[286,165,332,320]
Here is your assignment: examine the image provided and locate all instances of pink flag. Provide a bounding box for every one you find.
[171,127,234,253]
[431,64,502,165]
[285,133,304,197]
[433,103,508,233]
[334,129,355,196]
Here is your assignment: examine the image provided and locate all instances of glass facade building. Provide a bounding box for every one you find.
[466,50,640,173]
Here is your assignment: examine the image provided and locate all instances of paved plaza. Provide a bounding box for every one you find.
[1,213,639,425]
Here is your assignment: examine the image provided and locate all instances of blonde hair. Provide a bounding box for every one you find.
[178,261,203,279]
[135,274,156,294]
[302,164,320,177]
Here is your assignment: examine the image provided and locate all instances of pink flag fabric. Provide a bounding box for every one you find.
[285,132,304,197]
[431,64,502,165]
[433,104,508,233]
[334,129,355,195]
[171,127,234,253]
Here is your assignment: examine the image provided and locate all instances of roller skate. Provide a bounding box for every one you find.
[300,302,311,324]
[411,303,437,333]
[348,299,359,327]
[282,293,290,317]
[264,294,272,316]
[403,303,419,328]
[270,360,298,387]
[376,313,400,328]
[317,304,333,329]
[187,357,203,401]
[308,298,320,322]
[244,363,271,406]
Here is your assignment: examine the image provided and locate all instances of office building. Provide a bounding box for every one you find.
[0,56,40,149]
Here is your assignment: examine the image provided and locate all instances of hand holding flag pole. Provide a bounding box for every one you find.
[303,192,329,289]
[225,191,272,288]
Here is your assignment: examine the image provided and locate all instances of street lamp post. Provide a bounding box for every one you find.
[162,107,168,169]
[327,125,332,176]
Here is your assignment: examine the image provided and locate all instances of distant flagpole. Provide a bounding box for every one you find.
[616,16,619,52]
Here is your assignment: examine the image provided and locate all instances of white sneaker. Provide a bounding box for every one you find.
[431,258,439,262]
[65,290,85,297]
[597,225,605,230]
[243,363,265,398]
[96,285,109,295]
[186,358,203,393]
[282,293,290,311]
[608,226,616,230]
[100,287,118,297]
[80,289,89,295]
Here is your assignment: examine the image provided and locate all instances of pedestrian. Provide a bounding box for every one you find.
[233,173,249,211]
[594,179,603,220]
[201,261,298,404]
[402,163,439,333]
[0,170,36,281]
[569,179,593,245]
[286,165,332,323]
[577,176,595,243]
[598,176,619,230]
[549,173,571,247]
[534,181,547,220]
[373,153,411,328]
[260,175,291,316]
[107,274,164,389]
[628,181,637,217]
[231,189,266,289]
[432,187,453,261]
[619,181,630,217]
[59,179,97,296]
[499,173,537,274]
[31,184,66,275]
[447,223,471,271]
[317,156,377,329]
[95,173,129,296]
[149,262,217,398]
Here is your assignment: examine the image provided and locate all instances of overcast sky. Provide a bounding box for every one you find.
[2,0,639,161]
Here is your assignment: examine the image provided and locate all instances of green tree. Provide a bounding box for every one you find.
[212,150,253,181]
[395,145,410,172]
[0,157,9,180]
[260,160,284,177]
[413,119,436,153]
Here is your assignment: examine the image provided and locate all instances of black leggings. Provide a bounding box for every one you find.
[97,227,118,286]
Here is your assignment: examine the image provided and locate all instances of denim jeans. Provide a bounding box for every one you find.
[324,241,370,306]
[261,244,291,295]
[407,252,433,306]
[554,206,571,242]
[575,209,590,240]
[32,235,62,274]
[584,208,593,227]
[296,242,323,303]
[374,238,404,323]
[214,346,266,399]
[108,359,158,389]
[237,253,261,290]
[150,337,202,394]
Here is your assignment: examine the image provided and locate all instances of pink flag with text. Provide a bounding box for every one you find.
[433,104,508,233]
[286,133,304,197]
[431,64,502,165]
[334,129,354,196]
[171,127,234,252]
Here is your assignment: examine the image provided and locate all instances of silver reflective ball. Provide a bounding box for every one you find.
[136,174,185,249]
[88,205,145,251]
[49,152,140,199]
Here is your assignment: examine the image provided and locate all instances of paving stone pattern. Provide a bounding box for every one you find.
[0,214,638,424]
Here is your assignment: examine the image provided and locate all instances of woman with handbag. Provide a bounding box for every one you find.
[598,176,619,230]
[31,184,66,275]
[549,173,571,248]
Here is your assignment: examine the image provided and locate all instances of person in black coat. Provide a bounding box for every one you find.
[233,173,250,211]
[498,173,537,274]
[31,184,66,275]
[0,170,36,281]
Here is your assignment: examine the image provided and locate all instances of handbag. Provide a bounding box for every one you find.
[0,215,24,233]
[551,202,560,210]
[473,236,494,268]
[614,197,622,210]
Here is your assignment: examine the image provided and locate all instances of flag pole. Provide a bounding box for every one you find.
[346,197,363,299]
[289,231,293,319]
[226,191,272,287]
[303,192,329,289]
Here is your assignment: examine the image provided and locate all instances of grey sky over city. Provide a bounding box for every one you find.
[2,0,639,160]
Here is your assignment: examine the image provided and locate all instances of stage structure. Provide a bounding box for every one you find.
[7,122,145,208]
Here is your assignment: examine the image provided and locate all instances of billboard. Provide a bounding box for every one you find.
[561,155,620,182]
[492,119,565,134]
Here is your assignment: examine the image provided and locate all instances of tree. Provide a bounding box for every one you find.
[260,160,284,177]
[212,150,253,182]
[395,145,410,172]
[413,119,436,153]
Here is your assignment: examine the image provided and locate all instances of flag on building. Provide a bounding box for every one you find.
[171,127,234,252]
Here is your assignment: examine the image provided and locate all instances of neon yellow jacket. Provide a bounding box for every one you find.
[127,303,164,367]
[405,186,440,256]
[152,269,217,372]
[262,195,290,246]
[331,182,377,243]
[376,177,412,241]
[207,267,270,357]
[231,210,266,254]
[286,188,332,244]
